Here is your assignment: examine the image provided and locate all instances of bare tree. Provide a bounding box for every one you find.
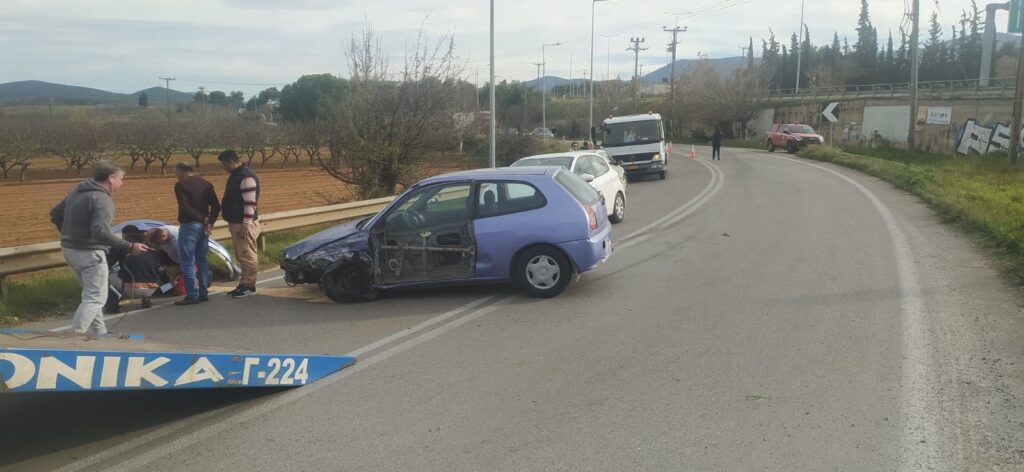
[297,120,324,165]
[256,125,279,166]
[0,119,39,181]
[48,121,110,175]
[452,112,474,154]
[235,122,263,165]
[318,23,462,199]
[679,61,774,138]
[180,119,215,168]
[276,123,303,168]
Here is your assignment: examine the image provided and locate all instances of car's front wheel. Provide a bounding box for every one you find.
[515,246,572,298]
[787,140,799,154]
[321,264,379,303]
[609,192,625,224]
[767,140,776,152]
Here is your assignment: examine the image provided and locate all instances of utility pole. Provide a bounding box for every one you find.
[1010,32,1024,164]
[639,64,646,98]
[664,26,686,138]
[489,0,496,168]
[569,50,573,97]
[794,0,806,93]
[159,76,175,122]
[907,0,920,150]
[541,42,561,131]
[628,37,648,99]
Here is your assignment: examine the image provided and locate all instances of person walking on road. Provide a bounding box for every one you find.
[49,160,149,335]
[218,150,261,298]
[711,128,724,161]
[173,162,221,306]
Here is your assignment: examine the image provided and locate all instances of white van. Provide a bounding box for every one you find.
[599,113,668,180]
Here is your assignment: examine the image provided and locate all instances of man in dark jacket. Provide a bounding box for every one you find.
[172,162,221,305]
[711,128,724,161]
[50,161,149,334]
[218,150,260,298]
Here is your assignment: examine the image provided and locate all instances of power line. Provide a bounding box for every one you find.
[158,76,175,121]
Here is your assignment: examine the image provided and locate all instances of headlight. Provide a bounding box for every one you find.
[651,153,663,161]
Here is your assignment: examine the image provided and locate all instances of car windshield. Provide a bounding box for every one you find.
[602,120,663,147]
[511,156,574,169]
[787,125,816,134]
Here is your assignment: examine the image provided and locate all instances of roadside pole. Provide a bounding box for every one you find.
[907,0,920,150]
[1010,31,1024,165]
[489,0,496,168]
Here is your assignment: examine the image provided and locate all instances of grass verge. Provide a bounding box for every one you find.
[798,144,1024,285]
[0,222,340,327]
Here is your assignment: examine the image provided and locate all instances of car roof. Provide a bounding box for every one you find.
[415,166,559,186]
[603,113,663,124]
[517,151,603,160]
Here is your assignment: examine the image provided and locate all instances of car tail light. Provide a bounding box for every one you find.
[586,205,598,230]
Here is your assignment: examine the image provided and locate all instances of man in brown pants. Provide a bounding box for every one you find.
[218,150,261,298]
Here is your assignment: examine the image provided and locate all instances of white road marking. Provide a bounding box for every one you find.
[618,157,723,251]
[770,154,944,471]
[95,295,518,472]
[53,293,506,472]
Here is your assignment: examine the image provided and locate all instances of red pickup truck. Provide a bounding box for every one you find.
[764,123,825,153]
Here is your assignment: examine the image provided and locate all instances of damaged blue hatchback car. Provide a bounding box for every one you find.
[281,167,613,302]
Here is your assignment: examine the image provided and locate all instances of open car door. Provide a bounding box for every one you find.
[370,182,476,285]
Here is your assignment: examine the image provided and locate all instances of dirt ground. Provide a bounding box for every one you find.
[0,162,468,247]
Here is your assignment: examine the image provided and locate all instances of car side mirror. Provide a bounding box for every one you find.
[580,173,595,183]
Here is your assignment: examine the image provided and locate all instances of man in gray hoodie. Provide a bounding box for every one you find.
[50,161,149,335]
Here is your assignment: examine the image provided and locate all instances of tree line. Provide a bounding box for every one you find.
[755,0,1019,90]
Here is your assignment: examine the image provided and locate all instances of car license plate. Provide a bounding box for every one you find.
[624,165,638,170]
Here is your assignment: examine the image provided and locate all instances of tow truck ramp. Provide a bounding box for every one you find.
[0,329,356,393]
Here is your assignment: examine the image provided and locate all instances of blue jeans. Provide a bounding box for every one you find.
[178,222,209,300]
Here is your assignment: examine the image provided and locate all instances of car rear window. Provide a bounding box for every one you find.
[477,181,546,218]
[554,170,599,205]
[511,156,573,169]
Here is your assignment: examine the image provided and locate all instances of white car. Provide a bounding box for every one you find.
[592,149,628,189]
[510,152,627,223]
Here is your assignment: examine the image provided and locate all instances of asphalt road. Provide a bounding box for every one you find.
[3,147,1023,471]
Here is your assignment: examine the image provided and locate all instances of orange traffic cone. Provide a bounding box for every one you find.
[689,144,697,158]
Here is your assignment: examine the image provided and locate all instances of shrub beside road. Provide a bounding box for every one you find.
[798,145,1024,284]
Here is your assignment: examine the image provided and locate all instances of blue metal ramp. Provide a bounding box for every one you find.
[0,330,355,393]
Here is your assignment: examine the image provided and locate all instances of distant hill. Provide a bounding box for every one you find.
[0,80,193,105]
[643,56,749,84]
[523,76,589,94]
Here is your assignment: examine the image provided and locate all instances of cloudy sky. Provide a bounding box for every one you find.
[0,0,1001,97]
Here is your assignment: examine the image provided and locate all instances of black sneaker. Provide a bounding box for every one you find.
[198,294,209,302]
[231,286,256,298]
[175,297,200,306]
[225,286,244,297]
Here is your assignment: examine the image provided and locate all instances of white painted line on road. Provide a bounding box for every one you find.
[55,292,509,472]
[772,155,945,471]
[92,294,517,472]
[618,158,723,251]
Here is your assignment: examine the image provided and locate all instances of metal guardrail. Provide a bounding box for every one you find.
[0,196,394,297]
[768,77,1018,100]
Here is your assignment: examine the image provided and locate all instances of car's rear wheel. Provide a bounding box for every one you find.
[321,264,379,303]
[515,246,572,298]
[609,192,625,224]
[767,141,776,152]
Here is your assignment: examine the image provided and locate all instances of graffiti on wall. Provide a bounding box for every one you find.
[956,119,1024,155]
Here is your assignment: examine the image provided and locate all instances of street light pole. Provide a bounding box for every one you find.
[489,0,496,168]
[590,0,610,142]
[794,0,805,93]
[542,42,561,131]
